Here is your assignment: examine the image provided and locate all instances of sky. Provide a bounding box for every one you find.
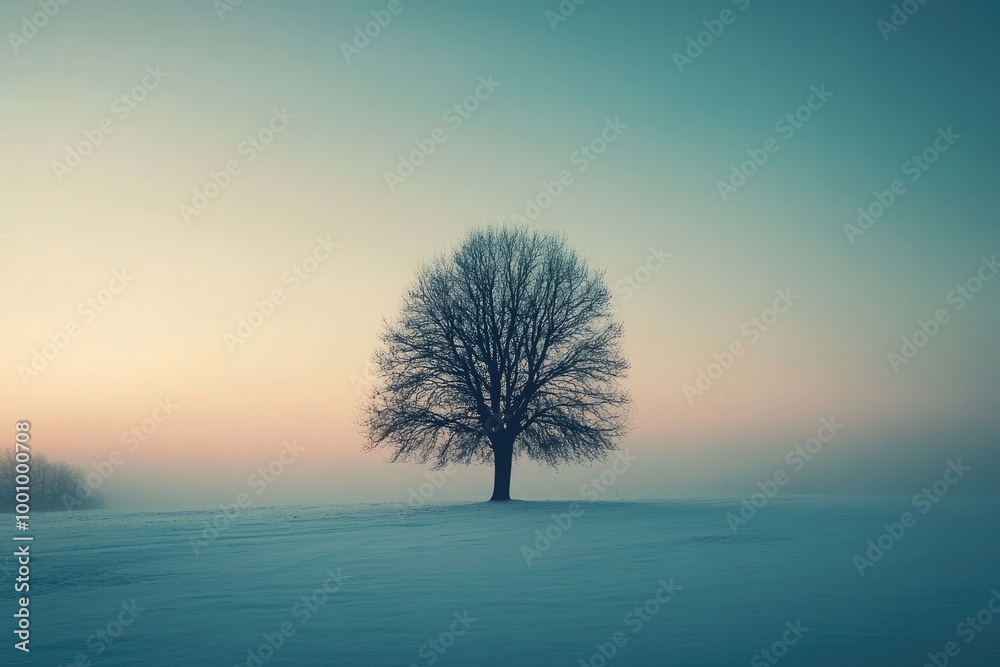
[1,0,997,509]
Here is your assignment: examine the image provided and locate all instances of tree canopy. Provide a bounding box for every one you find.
[361,226,631,500]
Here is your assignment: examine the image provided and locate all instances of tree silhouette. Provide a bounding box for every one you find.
[0,449,103,512]
[361,226,631,501]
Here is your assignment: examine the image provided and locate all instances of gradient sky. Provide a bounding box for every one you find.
[2,0,998,508]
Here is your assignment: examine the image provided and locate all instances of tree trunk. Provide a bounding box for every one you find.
[489,439,513,501]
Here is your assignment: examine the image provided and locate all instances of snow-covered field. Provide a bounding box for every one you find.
[5,497,999,666]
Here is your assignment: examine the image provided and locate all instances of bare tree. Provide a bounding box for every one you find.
[361,226,631,501]
[0,449,103,512]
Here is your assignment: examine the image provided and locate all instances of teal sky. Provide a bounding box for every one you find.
[2,0,997,505]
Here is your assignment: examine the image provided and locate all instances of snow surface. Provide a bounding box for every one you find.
[4,497,999,666]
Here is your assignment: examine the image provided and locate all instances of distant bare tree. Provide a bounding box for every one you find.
[0,449,103,512]
[361,226,631,501]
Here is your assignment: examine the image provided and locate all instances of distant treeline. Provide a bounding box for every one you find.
[0,449,104,512]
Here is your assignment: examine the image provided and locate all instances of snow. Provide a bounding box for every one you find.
[4,497,999,666]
